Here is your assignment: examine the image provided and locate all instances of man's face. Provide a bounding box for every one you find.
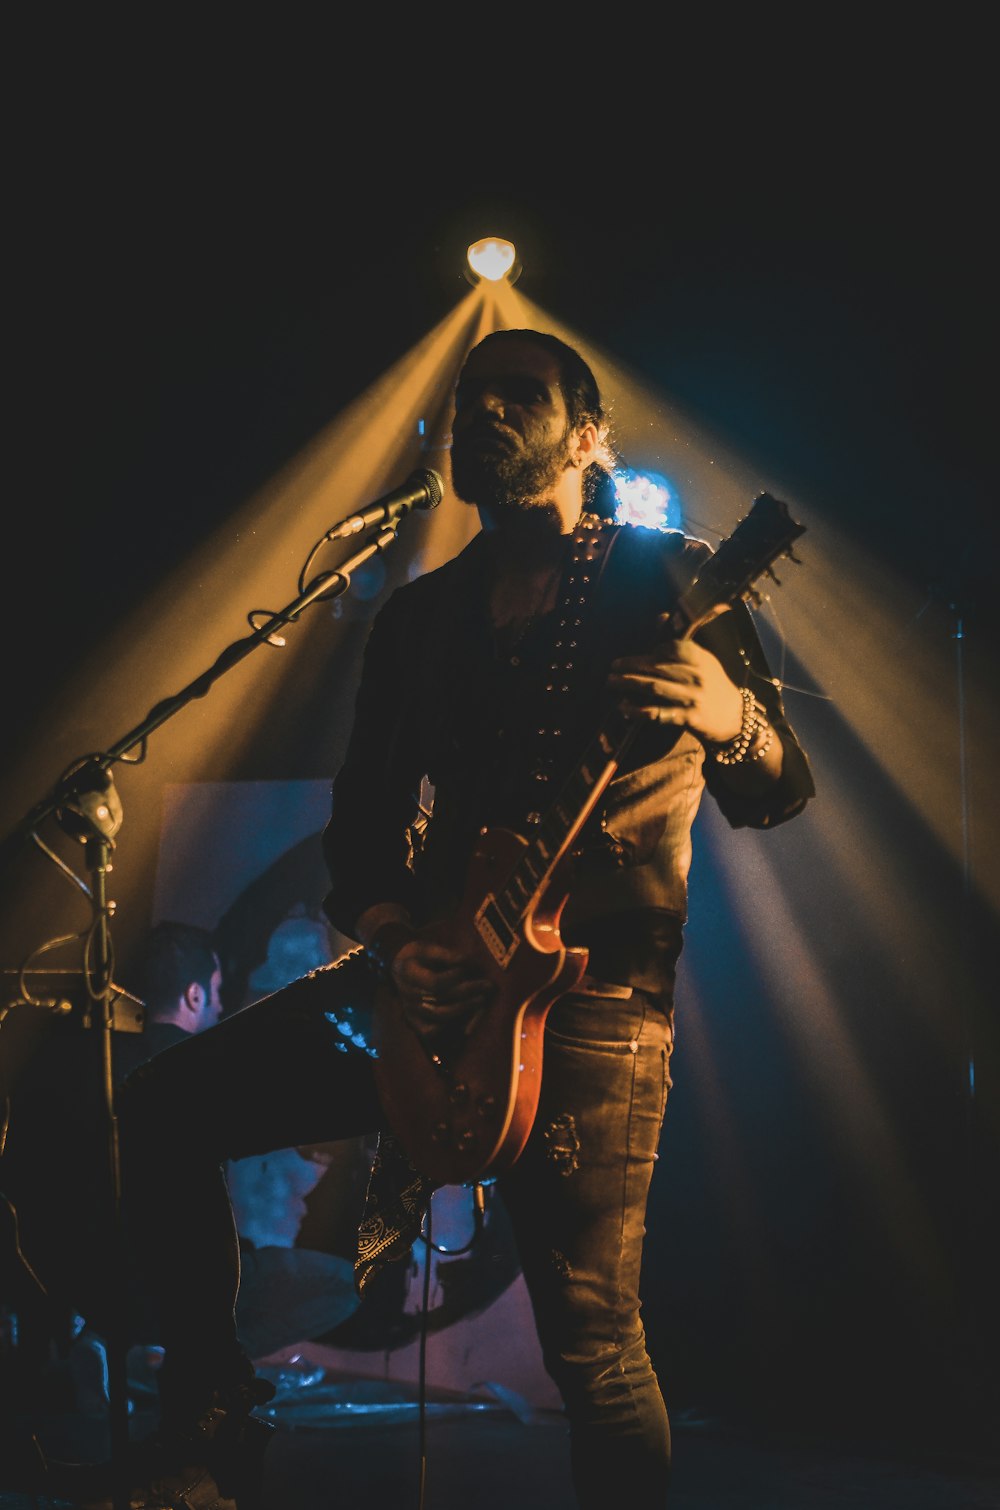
[450,340,575,512]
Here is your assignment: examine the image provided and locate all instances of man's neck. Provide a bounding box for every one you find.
[490,528,566,582]
[477,471,584,530]
[484,507,585,641]
[479,498,583,572]
[148,1009,188,1030]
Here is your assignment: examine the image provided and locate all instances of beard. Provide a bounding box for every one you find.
[451,426,572,514]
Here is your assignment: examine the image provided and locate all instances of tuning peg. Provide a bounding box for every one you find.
[787,549,803,564]
[765,566,782,586]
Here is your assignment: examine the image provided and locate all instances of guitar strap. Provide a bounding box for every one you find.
[518,513,623,829]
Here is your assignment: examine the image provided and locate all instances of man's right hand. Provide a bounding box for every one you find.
[390,936,495,1040]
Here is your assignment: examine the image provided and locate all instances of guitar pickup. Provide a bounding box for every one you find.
[475,895,519,966]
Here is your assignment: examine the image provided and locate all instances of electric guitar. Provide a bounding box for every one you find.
[371,493,806,1185]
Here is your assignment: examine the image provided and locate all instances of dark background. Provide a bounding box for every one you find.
[3,28,997,1457]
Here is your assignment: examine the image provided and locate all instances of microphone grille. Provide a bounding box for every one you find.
[415,468,445,509]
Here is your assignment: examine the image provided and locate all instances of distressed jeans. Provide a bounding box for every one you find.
[60,968,674,1506]
[500,986,675,1508]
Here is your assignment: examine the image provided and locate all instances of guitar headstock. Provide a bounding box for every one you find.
[671,492,806,638]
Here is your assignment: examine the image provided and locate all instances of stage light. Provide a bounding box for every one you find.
[466,236,520,285]
[612,468,677,531]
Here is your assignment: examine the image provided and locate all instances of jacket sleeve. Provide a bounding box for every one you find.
[695,597,816,830]
[321,588,427,939]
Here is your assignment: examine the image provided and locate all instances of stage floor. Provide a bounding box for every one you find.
[2,1371,999,1509]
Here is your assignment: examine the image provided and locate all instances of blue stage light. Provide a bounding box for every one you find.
[612,469,678,531]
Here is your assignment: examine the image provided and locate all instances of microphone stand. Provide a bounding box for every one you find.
[0,517,407,1509]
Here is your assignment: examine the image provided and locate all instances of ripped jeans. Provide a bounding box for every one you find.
[499,985,675,1508]
[67,970,673,1507]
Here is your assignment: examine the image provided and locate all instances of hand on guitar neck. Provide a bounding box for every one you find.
[609,630,747,743]
[608,625,785,785]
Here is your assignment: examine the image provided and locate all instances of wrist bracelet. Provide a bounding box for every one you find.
[365,920,418,981]
[746,718,774,762]
[708,687,773,766]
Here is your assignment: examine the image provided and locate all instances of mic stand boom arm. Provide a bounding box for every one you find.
[4,525,398,852]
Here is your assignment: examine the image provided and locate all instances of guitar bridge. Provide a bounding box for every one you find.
[474,895,518,966]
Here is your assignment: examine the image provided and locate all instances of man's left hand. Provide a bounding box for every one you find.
[608,633,744,744]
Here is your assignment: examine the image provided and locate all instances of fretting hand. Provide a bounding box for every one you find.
[608,630,744,744]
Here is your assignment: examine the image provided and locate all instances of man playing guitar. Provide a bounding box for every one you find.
[321,329,815,1506]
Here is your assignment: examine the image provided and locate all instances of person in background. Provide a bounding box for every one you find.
[113,920,224,1083]
[69,923,226,1419]
[0,923,224,1453]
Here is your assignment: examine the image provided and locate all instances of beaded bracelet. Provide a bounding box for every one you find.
[746,718,774,762]
[365,920,418,981]
[708,687,773,766]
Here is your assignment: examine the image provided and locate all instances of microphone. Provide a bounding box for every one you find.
[325,468,445,541]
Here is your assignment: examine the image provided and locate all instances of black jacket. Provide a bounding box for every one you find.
[323,520,814,993]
